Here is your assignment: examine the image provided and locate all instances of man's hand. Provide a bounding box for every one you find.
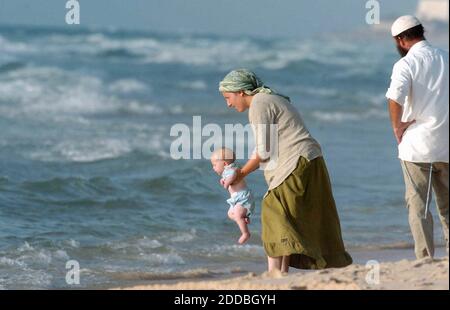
[388,99,415,144]
[393,120,415,144]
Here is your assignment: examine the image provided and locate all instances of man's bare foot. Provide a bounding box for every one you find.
[238,232,250,244]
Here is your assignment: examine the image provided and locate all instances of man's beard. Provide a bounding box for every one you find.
[396,44,408,57]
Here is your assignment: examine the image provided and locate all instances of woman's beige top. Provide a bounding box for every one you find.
[248,93,322,195]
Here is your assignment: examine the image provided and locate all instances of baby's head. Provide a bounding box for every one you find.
[211,147,235,175]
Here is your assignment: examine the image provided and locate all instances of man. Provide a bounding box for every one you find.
[386,15,449,259]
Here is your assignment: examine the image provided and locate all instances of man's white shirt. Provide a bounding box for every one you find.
[386,40,449,163]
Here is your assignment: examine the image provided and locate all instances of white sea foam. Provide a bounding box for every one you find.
[1,31,388,72]
[54,250,70,260]
[27,123,172,163]
[17,241,34,252]
[124,100,163,114]
[108,79,149,94]
[311,108,388,122]
[170,229,197,242]
[0,66,117,116]
[206,244,265,258]
[28,138,132,163]
[109,237,163,254]
[56,139,132,163]
[0,242,76,289]
[0,257,27,267]
[13,268,53,288]
[135,237,163,249]
[169,105,184,114]
[178,80,207,90]
[0,35,33,53]
[0,66,170,119]
[142,253,185,265]
[66,239,80,248]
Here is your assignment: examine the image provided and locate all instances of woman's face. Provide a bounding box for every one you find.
[222,92,248,112]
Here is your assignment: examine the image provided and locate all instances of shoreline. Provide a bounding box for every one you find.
[111,247,449,290]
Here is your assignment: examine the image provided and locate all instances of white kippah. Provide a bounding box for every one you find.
[391,15,422,37]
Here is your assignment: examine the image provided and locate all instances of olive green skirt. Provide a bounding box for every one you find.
[262,156,352,269]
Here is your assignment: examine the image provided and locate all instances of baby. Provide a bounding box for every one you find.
[211,147,255,244]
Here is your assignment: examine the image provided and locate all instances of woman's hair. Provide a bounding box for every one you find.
[219,69,290,101]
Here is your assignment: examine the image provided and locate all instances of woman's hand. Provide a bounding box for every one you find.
[221,176,234,189]
[231,156,261,185]
[230,169,244,185]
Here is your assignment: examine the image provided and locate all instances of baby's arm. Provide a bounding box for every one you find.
[222,169,237,189]
[222,176,234,189]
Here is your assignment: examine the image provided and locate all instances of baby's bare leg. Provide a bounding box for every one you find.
[227,207,234,220]
[231,204,250,244]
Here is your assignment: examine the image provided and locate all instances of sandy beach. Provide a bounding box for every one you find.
[114,249,449,290]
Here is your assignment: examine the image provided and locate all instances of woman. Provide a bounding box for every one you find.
[219,69,352,272]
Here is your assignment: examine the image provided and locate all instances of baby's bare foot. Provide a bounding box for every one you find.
[238,232,250,244]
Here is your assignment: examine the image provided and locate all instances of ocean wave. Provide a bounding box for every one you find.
[170,229,197,243]
[1,30,389,70]
[0,35,34,53]
[97,48,142,59]
[0,65,184,121]
[64,239,80,248]
[0,241,70,288]
[57,139,132,163]
[27,139,131,163]
[286,85,387,108]
[311,108,388,122]
[108,79,149,94]
[135,168,219,198]
[119,100,163,115]
[0,256,27,267]
[28,138,171,163]
[284,85,340,98]
[0,242,69,268]
[108,236,163,252]
[0,61,26,74]
[177,80,207,90]
[0,66,119,117]
[21,176,118,196]
[141,253,185,265]
[2,269,53,289]
[205,244,265,258]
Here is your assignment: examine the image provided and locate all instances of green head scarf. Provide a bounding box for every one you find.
[219,69,290,101]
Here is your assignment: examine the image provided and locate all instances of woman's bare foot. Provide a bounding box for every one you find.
[238,232,250,244]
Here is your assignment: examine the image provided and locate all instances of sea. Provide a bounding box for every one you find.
[0,24,448,289]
